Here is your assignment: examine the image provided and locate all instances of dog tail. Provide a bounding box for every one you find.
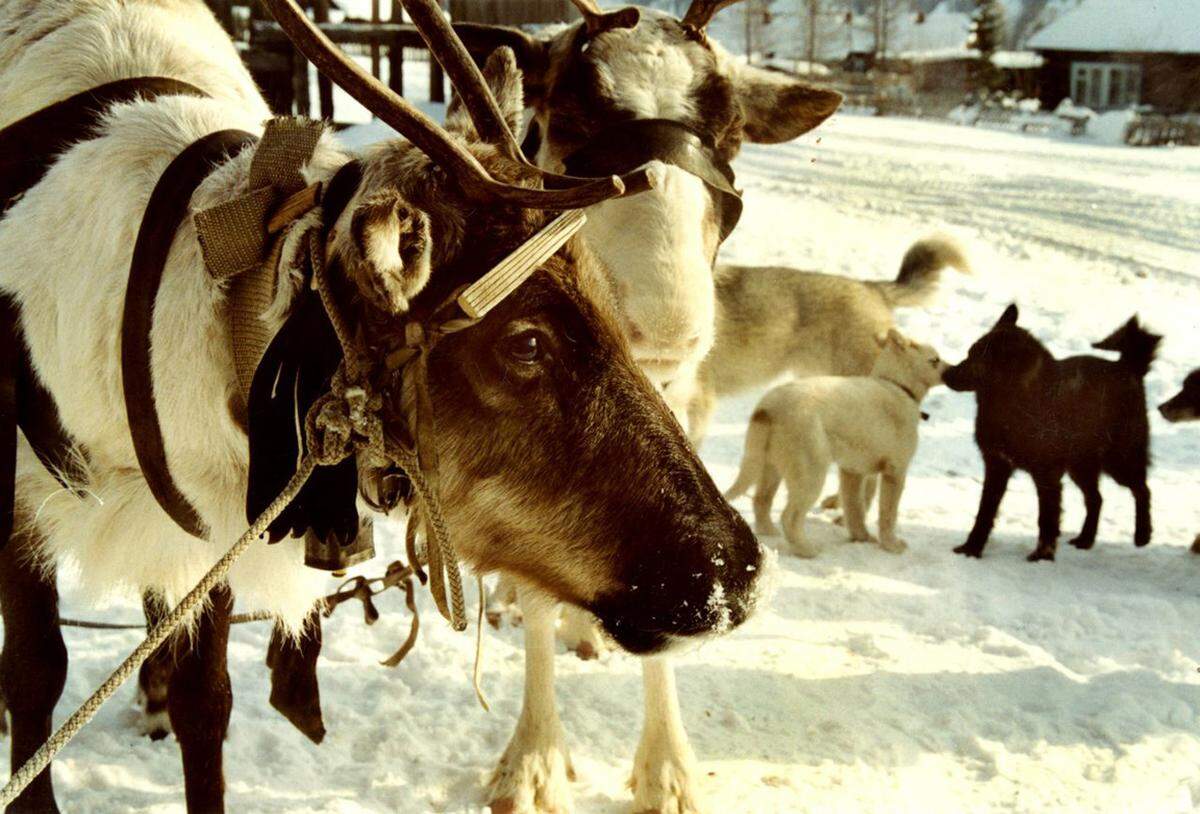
[724,409,772,502]
[1092,315,1162,377]
[876,235,971,308]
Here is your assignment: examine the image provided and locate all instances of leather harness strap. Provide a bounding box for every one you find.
[562,117,744,240]
[0,78,208,552]
[122,129,259,541]
[0,77,207,218]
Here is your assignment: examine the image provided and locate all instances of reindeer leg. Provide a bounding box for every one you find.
[266,608,325,744]
[631,656,705,814]
[136,591,174,740]
[0,528,66,814]
[489,586,574,814]
[168,584,233,814]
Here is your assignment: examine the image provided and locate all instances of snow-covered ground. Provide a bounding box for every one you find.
[8,113,1200,813]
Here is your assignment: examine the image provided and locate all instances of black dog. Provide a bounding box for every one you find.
[943,305,1160,561]
[1159,369,1200,553]
[1159,369,1200,423]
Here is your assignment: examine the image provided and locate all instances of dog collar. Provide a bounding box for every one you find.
[878,377,930,421]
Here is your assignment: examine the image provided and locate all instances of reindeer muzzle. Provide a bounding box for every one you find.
[563,118,743,241]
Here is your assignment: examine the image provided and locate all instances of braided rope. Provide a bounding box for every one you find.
[2,222,481,805]
[0,455,318,807]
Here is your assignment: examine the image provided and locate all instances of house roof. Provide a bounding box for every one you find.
[1028,0,1200,54]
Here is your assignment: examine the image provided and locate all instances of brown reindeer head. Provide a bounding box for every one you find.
[456,1,842,387]
[251,0,763,654]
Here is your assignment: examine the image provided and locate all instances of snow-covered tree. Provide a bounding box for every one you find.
[968,0,1006,93]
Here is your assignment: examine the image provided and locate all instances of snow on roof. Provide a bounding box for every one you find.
[1028,0,1200,54]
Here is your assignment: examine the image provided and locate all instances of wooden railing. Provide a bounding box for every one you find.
[249,20,445,120]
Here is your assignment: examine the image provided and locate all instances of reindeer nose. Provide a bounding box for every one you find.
[624,318,702,354]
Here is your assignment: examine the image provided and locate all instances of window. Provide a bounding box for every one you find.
[1071,62,1142,110]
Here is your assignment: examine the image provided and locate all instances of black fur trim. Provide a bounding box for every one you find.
[246,288,357,545]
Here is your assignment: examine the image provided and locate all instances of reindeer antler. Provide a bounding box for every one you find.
[264,0,644,209]
[567,0,641,37]
[681,0,744,33]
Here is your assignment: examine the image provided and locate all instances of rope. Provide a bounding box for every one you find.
[0,455,318,807]
[2,216,482,805]
[58,610,274,630]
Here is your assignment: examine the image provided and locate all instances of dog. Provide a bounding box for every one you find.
[724,328,946,558]
[686,236,969,442]
[1159,368,1200,553]
[943,305,1160,561]
[1160,369,1200,423]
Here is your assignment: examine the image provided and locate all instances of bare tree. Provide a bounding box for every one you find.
[869,0,911,58]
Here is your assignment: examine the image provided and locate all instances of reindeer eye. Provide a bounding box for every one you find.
[504,331,543,364]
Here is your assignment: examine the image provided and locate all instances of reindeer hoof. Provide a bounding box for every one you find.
[630,749,707,814]
[489,728,575,814]
[879,536,907,554]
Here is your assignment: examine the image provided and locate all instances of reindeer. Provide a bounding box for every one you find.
[457,2,842,811]
[0,1,764,811]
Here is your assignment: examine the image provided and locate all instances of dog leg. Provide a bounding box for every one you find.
[1067,470,1101,550]
[684,377,717,448]
[136,591,174,741]
[838,470,874,543]
[0,529,66,814]
[168,584,234,814]
[752,462,782,537]
[1028,473,1062,562]
[955,455,1013,558]
[557,604,607,661]
[877,472,907,554]
[487,573,523,628]
[631,656,706,814]
[1131,482,1152,548]
[781,464,823,558]
[489,587,575,814]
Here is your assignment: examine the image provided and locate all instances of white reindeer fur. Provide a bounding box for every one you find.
[0,0,351,627]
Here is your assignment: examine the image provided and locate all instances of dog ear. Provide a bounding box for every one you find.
[996,303,1019,328]
[246,288,359,546]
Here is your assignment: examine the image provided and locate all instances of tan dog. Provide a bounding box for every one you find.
[724,329,947,557]
[687,236,968,442]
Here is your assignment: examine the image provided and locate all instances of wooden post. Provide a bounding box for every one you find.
[291,47,311,116]
[205,0,235,34]
[388,1,405,96]
[428,0,445,102]
[430,58,445,103]
[313,0,334,119]
[370,0,382,78]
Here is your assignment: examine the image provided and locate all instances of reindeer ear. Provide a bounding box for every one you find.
[447,47,527,139]
[334,187,432,315]
[886,327,907,347]
[246,289,358,546]
[874,331,889,349]
[729,63,842,143]
[453,23,550,103]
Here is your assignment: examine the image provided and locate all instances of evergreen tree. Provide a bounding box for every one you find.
[968,0,1007,95]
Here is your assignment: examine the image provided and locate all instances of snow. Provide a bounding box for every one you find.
[1028,0,1200,54]
[5,113,1200,812]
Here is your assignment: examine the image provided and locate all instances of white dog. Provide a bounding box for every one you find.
[725,329,947,557]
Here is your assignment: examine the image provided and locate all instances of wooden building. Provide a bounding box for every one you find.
[1028,0,1200,113]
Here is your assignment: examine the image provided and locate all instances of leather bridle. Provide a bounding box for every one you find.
[562,117,743,242]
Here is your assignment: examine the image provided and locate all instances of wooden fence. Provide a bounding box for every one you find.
[209,1,583,123]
